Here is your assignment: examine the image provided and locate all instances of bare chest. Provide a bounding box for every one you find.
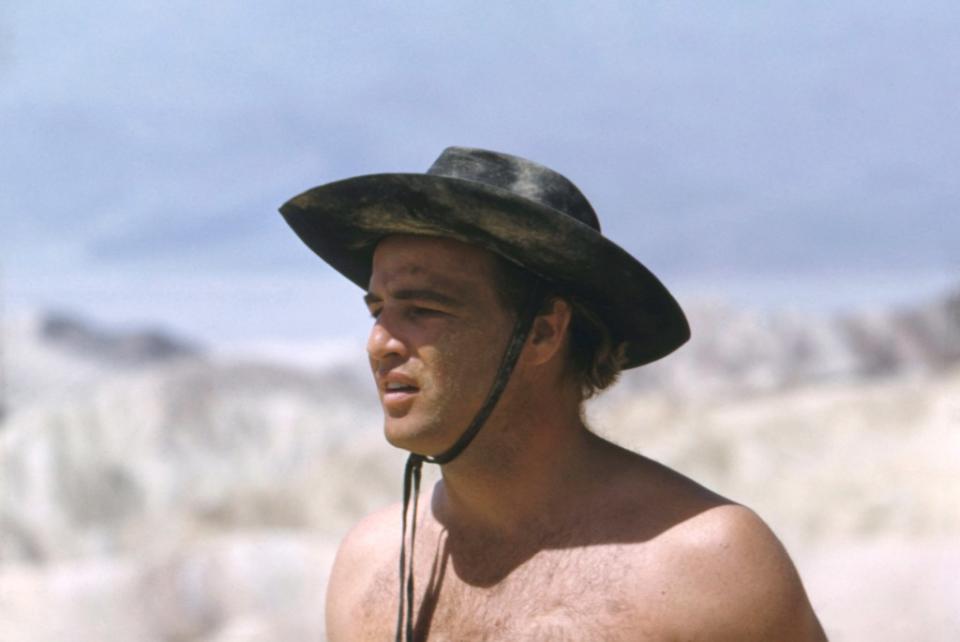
[428,564,634,641]
[360,543,671,641]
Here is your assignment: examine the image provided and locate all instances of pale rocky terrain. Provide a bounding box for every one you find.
[1,288,958,641]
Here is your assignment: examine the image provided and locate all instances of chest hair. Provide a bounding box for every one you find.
[413,543,659,641]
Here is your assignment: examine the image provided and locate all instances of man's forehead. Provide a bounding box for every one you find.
[370,235,498,285]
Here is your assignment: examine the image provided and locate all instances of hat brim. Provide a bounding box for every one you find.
[280,172,689,368]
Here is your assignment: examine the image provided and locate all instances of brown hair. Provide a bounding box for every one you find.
[490,255,627,399]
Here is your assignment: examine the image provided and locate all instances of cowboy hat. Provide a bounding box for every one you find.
[279,146,689,367]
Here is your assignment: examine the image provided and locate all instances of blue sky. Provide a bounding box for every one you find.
[2,1,958,345]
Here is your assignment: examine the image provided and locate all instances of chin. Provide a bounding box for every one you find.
[382,417,446,455]
[382,417,422,449]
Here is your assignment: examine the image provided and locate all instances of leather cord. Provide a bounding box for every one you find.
[397,453,423,642]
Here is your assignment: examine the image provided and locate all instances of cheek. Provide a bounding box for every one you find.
[428,327,504,392]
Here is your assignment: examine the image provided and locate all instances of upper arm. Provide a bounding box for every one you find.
[325,531,364,642]
[325,505,400,642]
[668,504,827,642]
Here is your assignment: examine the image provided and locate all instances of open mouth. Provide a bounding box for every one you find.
[384,383,419,395]
[382,383,419,412]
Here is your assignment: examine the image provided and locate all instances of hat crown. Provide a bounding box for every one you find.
[426,147,601,232]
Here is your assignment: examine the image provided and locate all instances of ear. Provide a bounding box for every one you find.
[525,296,572,366]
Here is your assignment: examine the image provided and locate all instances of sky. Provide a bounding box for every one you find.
[2,1,958,347]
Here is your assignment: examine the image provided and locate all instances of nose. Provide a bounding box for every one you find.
[366,314,408,365]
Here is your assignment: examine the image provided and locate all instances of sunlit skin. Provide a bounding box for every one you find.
[327,234,827,641]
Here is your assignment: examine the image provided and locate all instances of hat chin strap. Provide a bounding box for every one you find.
[395,285,544,642]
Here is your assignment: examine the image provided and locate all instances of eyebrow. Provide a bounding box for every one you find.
[363,288,463,308]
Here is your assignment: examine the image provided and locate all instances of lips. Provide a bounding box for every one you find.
[379,373,420,408]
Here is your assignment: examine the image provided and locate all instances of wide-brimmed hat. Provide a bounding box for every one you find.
[279,146,689,368]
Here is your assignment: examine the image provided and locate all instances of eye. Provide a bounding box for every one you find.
[408,306,444,319]
[368,307,382,319]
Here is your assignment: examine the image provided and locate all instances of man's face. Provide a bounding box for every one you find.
[365,235,516,455]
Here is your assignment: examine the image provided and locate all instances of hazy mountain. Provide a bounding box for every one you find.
[38,311,200,365]
[2,310,202,414]
[619,284,960,399]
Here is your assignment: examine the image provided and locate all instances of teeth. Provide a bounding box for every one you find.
[386,383,413,391]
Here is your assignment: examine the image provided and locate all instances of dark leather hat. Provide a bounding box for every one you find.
[279,146,689,368]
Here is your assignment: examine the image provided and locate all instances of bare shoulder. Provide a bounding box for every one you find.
[657,502,827,641]
[325,501,402,642]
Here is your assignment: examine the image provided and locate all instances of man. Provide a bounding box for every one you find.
[280,147,826,641]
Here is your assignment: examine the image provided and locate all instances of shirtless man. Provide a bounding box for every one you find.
[280,147,826,641]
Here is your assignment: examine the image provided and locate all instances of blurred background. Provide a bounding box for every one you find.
[1,1,958,640]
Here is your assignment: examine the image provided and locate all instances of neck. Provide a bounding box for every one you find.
[432,377,620,538]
